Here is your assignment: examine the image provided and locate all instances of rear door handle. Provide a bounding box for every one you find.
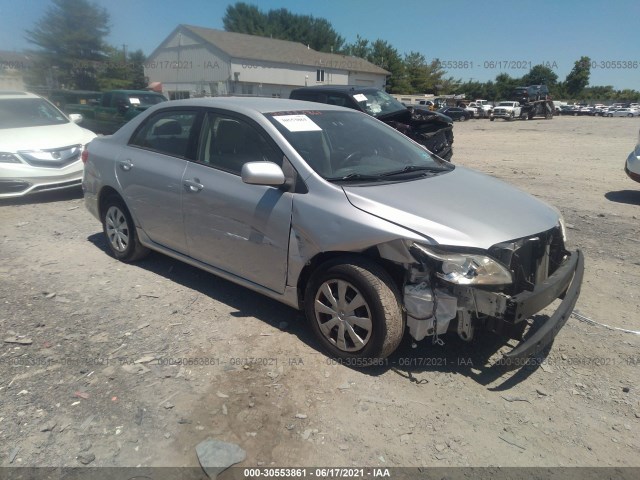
[184,178,204,193]
[118,159,133,171]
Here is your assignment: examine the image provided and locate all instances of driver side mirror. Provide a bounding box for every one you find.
[241,162,286,187]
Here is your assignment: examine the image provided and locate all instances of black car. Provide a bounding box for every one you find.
[512,84,550,104]
[289,85,454,161]
[437,107,472,122]
[558,105,581,116]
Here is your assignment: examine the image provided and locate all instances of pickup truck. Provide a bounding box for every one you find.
[290,85,454,161]
[490,101,523,121]
[474,99,493,117]
[65,90,167,134]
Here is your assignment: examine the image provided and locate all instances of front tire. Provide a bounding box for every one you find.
[304,258,404,362]
[101,195,149,262]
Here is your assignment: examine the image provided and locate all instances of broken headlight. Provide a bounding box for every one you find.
[412,244,513,286]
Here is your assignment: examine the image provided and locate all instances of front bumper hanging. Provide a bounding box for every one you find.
[500,249,584,369]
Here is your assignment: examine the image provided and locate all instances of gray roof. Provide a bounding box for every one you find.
[165,96,348,114]
[180,25,389,76]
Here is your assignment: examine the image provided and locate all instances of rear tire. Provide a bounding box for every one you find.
[101,194,149,262]
[304,257,404,363]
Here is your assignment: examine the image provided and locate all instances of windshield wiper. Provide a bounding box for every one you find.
[329,173,384,182]
[379,165,446,177]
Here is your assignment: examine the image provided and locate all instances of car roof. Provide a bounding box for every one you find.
[291,85,380,93]
[157,96,349,114]
[0,91,41,100]
[109,90,165,95]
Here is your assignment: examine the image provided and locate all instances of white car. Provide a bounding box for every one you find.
[0,91,96,198]
[626,129,640,184]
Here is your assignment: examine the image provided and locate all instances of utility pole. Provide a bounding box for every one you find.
[122,44,128,80]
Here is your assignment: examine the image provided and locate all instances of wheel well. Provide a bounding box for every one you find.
[97,186,122,220]
[296,249,407,309]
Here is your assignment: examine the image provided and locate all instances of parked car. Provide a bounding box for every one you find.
[290,86,454,161]
[83,97,583,368]
[578,106,596,116]
[0,91,96,198]
[559,105,581,116]
[65,89,167,134]
[605,108,639,117]
[464,103,479,118]
[49,89,102,111]
[437,106,473,121]
[626,129,640,183]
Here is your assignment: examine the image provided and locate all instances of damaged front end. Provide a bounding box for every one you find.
[391,226,584,369]
[383,107,454,162]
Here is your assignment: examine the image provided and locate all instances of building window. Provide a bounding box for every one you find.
[168,91,190,100]
[316,69,325,82]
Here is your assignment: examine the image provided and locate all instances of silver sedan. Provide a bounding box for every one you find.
[83,97,583,368]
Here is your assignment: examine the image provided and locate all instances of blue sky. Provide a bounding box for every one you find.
[1,0,639,90]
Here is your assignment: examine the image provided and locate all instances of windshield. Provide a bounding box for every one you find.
[127,94,166,106]
[351,89,406,118]
[0,98,69,129]
[266,110,452,182]
[498,102,514,106]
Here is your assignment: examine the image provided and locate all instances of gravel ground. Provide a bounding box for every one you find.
[1,115,639,470]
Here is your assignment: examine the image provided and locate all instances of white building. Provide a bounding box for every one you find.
[145,25,389,99]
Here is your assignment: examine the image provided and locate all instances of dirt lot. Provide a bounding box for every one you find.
[1,116,639,470]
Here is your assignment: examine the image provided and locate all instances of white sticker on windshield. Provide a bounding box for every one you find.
[353,93,368,102]
[274,114,321,132]
[129,97,141,105]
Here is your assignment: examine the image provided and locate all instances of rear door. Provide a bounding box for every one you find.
[116,108,201,253]
[181,110,293,293]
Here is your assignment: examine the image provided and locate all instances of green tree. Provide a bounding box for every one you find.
[126,49,147,90]
[459,80,485,100]
[403,53,450,94]
[521,65,558,88]
[565,56,591,97]
[223,2,344,53]
[222,2,268,37]
[494,73,519,100]
[367,40,407,93]
[25,0,110,90]
[343,35,369,59]
[95,47,147,91]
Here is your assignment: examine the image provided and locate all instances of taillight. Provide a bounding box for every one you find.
[81,148,89,164]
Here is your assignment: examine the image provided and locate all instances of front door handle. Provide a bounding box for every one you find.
[118,159,133,171]
[184,178,204,193]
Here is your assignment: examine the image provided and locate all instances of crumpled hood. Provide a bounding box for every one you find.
[342,166,560,250]
[0,123,96,152]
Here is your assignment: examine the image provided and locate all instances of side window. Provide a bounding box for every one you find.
[101,92,112,107]
[292,93,318,103]
[197,112,282,175]
[326,94,347,107]
[129,110,199,159]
